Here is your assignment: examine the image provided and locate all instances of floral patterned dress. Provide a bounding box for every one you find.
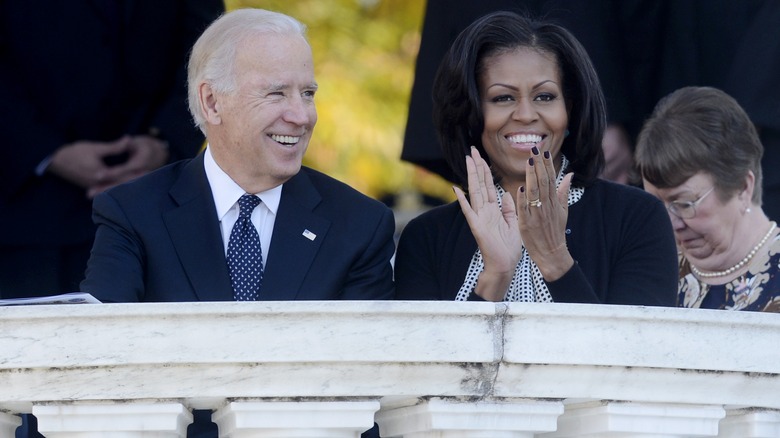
[678,234,780,312]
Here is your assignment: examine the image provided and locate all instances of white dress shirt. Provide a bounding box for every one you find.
[203,146,281,267]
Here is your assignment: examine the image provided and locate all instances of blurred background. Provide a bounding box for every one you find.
[226,0,454,214]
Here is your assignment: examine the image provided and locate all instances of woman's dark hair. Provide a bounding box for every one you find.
[635,86,763,204]
[432,11,606,189]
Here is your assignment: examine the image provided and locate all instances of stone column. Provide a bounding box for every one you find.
[718,408,780,438]
[34,402,192,437]
[541,401,725,437]
[375,397,564,438]
[0,411,21,437]
[212,400,380,438]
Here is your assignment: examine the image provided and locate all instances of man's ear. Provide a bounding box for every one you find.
[198,82,222,125]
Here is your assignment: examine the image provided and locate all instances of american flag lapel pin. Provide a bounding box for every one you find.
[302,229,317,241]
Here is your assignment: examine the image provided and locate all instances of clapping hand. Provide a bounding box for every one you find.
[515,147,574,281]
[453,147,522,301]
[453,147,576,301]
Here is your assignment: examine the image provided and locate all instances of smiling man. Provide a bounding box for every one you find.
[80,8,395,305]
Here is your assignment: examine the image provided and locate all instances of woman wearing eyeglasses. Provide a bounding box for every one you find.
[636,86,780,312]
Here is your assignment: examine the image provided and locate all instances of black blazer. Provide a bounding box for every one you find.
[81,153,396,302]
[395,179,678,306]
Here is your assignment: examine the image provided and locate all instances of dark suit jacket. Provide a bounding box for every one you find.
[0,0,223,246]
[80,153,396,302]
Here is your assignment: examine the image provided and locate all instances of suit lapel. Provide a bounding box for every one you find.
[261,169,331,300]
[163,154,233,301]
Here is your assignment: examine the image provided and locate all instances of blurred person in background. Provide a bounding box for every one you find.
[657,0,780,220]
[0,1,224,300]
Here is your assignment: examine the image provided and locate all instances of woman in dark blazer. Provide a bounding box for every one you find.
[394,11,677,305]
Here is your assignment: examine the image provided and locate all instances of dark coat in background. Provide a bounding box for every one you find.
[0,1,224,297]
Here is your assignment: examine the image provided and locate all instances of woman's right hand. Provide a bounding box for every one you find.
[453,147,523,301]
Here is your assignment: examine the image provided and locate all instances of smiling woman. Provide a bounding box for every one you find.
[393,11,679,306]
[478,46,569,198]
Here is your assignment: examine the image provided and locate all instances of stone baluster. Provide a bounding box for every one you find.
[540,401,725,438]
[375,397,564,438]
[0,411,22,437]
[33,402,192,437]
[212,400,379,437]
[717,408,780,438]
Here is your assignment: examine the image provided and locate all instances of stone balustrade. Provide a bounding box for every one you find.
[1,301,778,437]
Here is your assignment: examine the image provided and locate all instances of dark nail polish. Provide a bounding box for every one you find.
[531,146,539,155]
[543,150,550,159]
[520,186,525,193]
[529,157,534,166]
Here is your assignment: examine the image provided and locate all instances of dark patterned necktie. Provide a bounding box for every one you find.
[227,194,263,301]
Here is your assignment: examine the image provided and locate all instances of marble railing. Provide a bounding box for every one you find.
[1,301,779,437]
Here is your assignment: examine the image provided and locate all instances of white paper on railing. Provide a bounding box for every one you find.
[0,292,101,306]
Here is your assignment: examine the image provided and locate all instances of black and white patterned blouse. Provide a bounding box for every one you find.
[455,155,584,302]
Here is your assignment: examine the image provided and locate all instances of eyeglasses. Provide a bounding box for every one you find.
[666,187,714,219]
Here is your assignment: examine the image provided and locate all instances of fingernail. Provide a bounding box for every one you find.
[520,186,525,193]
[529,157,534,166]
[531,146,539,155]
[543,150,550,159]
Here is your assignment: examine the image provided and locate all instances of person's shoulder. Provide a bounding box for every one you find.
[299,166,389,211]
[102,159,192,201]
[587,178,645,195]
[585,178,663,206]
[573,179,668,227]
[408,201,461,222]
[402,201,463,235]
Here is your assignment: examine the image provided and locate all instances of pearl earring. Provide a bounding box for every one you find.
[746,207,752,214]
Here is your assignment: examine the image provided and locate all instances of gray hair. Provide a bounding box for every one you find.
[187,8,308,131]
[636,86,763,205]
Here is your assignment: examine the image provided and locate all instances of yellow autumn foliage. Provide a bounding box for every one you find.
[225,0,454,206]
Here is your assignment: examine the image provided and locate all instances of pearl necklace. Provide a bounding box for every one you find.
[690,221,777,278]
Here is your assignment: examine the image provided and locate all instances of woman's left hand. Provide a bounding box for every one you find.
[516,147,575,281]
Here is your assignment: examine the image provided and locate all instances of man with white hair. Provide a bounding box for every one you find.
[81,9,392,436]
